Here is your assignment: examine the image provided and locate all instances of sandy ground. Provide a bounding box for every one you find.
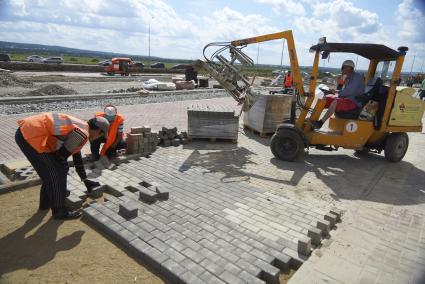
[0,186,165,284]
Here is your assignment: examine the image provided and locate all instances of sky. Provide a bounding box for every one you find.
[0,0,424,72]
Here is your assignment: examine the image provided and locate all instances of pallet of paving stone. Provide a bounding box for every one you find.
[187,104,239,141]
[126,126,158,156]
[243,94,292,135]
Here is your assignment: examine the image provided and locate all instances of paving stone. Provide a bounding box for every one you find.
[118,201,139,219]
[298,237,312,256]
[219,270,245,284]
[317,220,331,236]
[131,185,157,203]
[254,259,280,284]
[239,271,266,284]
[308,227,322,246]
[330,208,343,222]
[179,270,204,284]
[273,252,292,271]
[161,259,186,284]
[65,194,83,210]
[324,213,338,228]
[87,185,104,198]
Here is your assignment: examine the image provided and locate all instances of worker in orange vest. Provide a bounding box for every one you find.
[90,105,126,161]
[15,113,109,220]
[283,70,293,88]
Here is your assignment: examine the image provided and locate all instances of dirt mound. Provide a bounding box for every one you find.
[0,71,33,87]
[27,84,77,96]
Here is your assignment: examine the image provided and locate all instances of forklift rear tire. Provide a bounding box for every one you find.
[270,129,304,161]
[384,132,409,162]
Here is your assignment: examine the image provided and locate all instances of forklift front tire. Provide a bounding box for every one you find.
[270,129,304,161]
[384,132,409,162]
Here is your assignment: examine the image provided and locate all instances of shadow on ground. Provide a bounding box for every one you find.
[179,138,425,206]
[0,210,84,277]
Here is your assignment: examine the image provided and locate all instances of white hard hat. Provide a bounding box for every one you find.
[104,105,117,122]
[342,60,355,69]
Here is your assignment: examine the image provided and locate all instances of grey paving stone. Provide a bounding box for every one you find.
[254,259,280,284]
[273,252,292,271]
[219,270,245,284]
[118,201,139,220]
[317,219,331,236]
[164,247,186,263]
[65,194,83,210]
[200,258,225,278]
[298,237,312,256]
[199,270,226,284]
[181,247,205,263]
[179,270,204,284]
[161,259,186,284]
[324,213,338,228]
[144,247,169,272]
[239,271,266,284]
[87,185,104,198]
[308,227,322,246]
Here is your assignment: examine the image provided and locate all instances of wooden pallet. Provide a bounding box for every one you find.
[243,124,274,138]
[187,137,238,143]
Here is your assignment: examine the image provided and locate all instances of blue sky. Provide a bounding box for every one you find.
[0,0,424,71]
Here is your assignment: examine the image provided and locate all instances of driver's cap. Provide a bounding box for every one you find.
[341,60,355,69]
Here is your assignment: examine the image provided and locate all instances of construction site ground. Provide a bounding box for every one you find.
[0,72,424,284]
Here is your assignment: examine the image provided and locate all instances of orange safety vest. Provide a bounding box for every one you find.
[284,73,292,88]
[18,113,89,154]
[95,112,124,156]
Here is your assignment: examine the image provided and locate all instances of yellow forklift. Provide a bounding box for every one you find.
[196,30,424,162]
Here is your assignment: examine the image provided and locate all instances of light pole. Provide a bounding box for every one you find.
[148,16,154,64]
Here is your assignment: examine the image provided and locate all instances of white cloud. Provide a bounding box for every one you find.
[396,0,425,43]
[256,0,306,16]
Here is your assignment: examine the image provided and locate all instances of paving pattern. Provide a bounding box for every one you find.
[65,148,340,284]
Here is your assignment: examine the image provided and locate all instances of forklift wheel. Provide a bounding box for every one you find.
[384,132,409,162]
[270,129,304,161]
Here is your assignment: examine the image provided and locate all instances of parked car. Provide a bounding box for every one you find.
[98,59,111,66]
[42,57,63,64]
[0,54,11,62]
[150,62,165,68]
[171,64,189,70]
[27,55,44,62]
[133,61,144,68]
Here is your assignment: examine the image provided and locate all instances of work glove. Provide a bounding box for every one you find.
[84,179,101,193]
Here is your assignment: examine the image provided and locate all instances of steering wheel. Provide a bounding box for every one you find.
[319,87,333,95]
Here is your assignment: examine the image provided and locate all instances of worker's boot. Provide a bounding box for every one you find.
[52,208,82,220]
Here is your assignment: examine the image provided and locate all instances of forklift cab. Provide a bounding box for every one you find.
[272,38,424,162]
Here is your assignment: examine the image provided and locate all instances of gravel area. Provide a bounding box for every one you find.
[0,90,228,115]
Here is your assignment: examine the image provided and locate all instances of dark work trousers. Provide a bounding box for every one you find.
[90,136,126,159]
[15,128,69,213]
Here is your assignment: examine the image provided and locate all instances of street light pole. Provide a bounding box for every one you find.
[148,16,154,64]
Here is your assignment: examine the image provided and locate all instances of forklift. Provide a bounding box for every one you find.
[195,30,424,163]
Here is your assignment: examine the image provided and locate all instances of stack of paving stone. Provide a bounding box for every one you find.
[187,104,239,141]
[126,126,158,156]
[158,127,188,147]
[243,94,292,135]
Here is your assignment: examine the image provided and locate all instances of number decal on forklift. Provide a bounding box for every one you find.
[346,122,358,133]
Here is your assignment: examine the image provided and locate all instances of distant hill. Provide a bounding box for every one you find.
[0,41,192,63]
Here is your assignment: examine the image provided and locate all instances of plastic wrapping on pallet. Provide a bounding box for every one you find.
[243,94,292,134]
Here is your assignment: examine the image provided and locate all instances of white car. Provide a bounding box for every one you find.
[42,57,63,64]
[27,55,44,62]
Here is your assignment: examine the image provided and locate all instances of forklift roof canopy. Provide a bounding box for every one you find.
[309,42,403,61]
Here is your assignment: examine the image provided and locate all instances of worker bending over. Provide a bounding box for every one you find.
[312,60,365,129]
[90,105,126,161]
[15,113,109,220]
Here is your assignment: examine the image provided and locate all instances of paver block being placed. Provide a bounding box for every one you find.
[119,201,139,219]
[87,185,105,198]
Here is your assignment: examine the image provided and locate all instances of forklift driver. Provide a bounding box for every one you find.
[312,60,365,129]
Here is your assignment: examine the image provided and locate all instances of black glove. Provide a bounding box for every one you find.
[84,179,101,192]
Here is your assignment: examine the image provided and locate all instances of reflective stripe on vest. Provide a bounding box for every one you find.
[52,112,88,135]
[18,113,89,154]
